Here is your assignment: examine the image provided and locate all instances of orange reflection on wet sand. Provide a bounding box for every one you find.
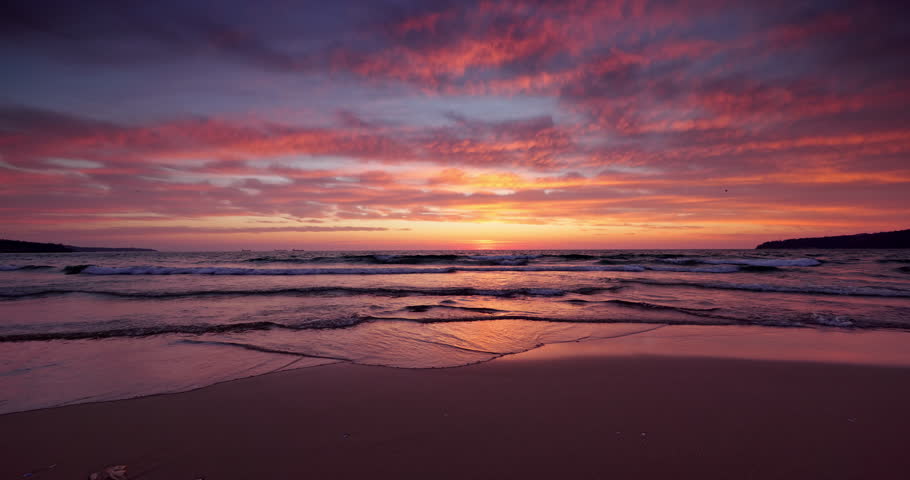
[505,325,910,367]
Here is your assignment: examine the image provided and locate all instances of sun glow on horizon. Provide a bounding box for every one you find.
[1,0,908,249]
[467,239,515,250]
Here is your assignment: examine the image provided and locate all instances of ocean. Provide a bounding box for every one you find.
[1,249,909,414]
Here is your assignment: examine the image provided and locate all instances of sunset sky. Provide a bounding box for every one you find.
[1,0,908,250]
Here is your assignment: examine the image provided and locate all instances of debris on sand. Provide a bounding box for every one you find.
[88,465,128,480]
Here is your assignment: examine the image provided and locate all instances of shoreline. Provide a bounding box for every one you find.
[4,323,910,416]
[2,327,910,479]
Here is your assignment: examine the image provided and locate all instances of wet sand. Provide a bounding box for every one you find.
[2,333,910,480]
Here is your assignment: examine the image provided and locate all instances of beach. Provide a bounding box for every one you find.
[2,250,909,478]
[3,327,910,480]
[4,0,909,476]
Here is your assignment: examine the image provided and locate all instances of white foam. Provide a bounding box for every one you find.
[811,314,854,328]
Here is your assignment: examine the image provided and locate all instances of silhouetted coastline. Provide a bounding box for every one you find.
[0,239,156,253]
[756,229,910,249]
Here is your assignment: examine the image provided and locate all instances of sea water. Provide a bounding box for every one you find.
[1,249,909,413]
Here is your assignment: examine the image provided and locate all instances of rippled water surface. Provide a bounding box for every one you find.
[1,249,909,413]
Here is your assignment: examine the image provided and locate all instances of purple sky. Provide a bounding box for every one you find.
[1,0,908,250]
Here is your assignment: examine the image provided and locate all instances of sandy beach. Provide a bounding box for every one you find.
[3,328,910,480]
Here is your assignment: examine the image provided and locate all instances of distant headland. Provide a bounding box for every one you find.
[0,239,157,253]
[756,229,910,249]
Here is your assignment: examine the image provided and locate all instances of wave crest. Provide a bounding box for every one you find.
[0,285,623,300]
